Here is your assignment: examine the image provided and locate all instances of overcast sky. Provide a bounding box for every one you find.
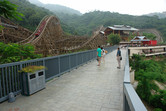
[38,0,166,15]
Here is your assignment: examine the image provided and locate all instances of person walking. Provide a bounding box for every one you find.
[116,47,121,69]
[97,46,102,66]
[101,47,106,62]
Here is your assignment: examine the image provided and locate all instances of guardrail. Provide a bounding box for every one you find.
[0,46,117,102]
[0,59,44,102]
[123,48,147,111]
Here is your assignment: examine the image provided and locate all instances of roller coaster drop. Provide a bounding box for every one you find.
[0,15,107,56]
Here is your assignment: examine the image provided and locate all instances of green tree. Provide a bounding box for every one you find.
[0,42,42,64]
[128,32,136,41]
[130,54,144,71]
[0,0,23,20]
[107,33,121,45]
[142,33,156,40]
[0,0,23,31]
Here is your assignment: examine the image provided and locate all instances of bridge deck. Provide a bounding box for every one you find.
[0,49,126,111]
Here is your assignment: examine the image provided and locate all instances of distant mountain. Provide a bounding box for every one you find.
[28,0,82,15]
[145,11,166,19]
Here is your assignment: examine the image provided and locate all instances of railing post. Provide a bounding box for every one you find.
[2,68,6,96]
[58,56,60,74]
[0,74,2,98]
[76,53,78,67]
[82,53,83,64]
[69,55,71,71]
[5,67,9,94]
[43,59,46,79]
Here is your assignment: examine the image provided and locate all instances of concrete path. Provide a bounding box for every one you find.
[0,49,126,111]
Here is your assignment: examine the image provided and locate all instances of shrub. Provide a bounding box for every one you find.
[107,34,121,45]
[0,42,42,64]
[150,90,166,110]
[130,54,166,110]
[154,108,162,111]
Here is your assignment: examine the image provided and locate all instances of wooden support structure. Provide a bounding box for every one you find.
[0,16,108,56]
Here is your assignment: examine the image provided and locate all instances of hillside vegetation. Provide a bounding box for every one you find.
[8,0,52,30]
[130,55,166,111]
[5,0,166,42]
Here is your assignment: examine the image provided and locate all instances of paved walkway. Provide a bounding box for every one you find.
[0,49,126,111]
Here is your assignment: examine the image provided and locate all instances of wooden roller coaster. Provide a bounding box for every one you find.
[0,15,107,56]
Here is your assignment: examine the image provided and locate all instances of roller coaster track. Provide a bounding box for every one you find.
[0,15,107,56]
[139,29,163,43]
[18,16,50,44]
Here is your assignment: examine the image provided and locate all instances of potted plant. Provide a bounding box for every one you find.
[19,65,46,96]
[20,65,46,73]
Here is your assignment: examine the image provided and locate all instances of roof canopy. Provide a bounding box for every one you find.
[107,25,138,31]
[131,36,150,42]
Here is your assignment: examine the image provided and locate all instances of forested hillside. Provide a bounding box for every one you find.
[8,0,52,30]
[7,0,74,35]
[5,0,166,42]
[57,11,166,41]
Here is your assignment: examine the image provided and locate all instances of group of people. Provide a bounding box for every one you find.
[97,46,122,69]
[96,46,106,66]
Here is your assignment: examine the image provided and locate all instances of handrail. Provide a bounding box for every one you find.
[123,48,147,111]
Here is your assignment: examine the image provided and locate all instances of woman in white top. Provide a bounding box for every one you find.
[101,47,106,62]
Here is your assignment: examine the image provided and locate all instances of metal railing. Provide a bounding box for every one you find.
[0,59,44,102]
[123,48,147,111]
[0,46,116,102]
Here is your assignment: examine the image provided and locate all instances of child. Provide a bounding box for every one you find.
[101,47,106,62]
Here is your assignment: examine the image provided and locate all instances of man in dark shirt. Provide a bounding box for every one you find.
[116,47,121,69]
